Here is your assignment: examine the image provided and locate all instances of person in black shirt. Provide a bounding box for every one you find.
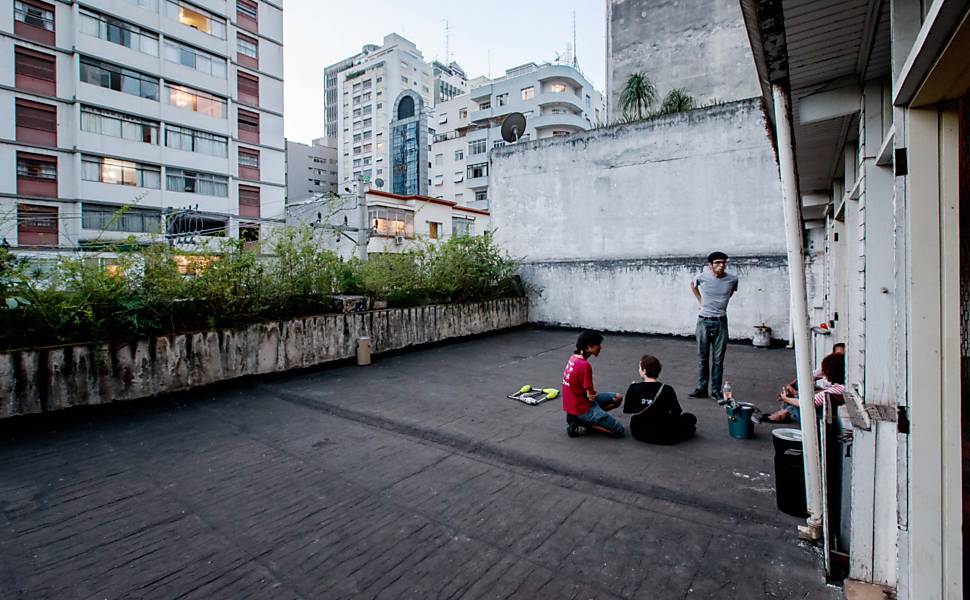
[623,355,697,445]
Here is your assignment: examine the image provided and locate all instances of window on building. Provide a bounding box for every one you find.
[17,203,58,246]
[454,192,464,203]
[468,139,487,155]
[459,108,468,119]
[496,93,508,106]
[238,184,260,218]
[237,108,259,143]
[164,39,226,78]
[236,0,258,32]
[80,10,159,56]
[82,203,161,233]
[165,0,226,39]
[453,171,463,183]
[434,174,443,186]
[15,46,56,95]
[236,32,258,67]
[362,143,371,152]
[353,158,362,168]
[81,155,161,188]
[14,0,55,44]
[493,140,506,149]
[369,206,414,238]
[16,99,56,146]
[401,75,408,84]
[438,113,448,124]
[452,217,473,237]
[167,84,226,117]
[552,130,571,137]
[434,153,443,166]
[165,124,228,157]
[238,148,260,180]
[237,72,259,106]
[454,149,464,161]
[428,221,441,240]
[17,152,57,197]
[166,169,229,196]
[549,82,568,94]
[80,57,159,100]
[467,162,488,179]
[81,106,159,144]
[521,86,535,100]
[479,100,490,110]
[474,190,487,202]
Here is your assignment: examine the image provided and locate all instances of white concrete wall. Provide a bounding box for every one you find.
[490,98,791,340]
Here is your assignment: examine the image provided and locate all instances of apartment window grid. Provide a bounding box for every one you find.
[237,72,259,106]
[18,202,59,246]
[14,0,55,44]
[236,0,258,32]
[237,108,259,142]
[452,217,473,237]
[80,57,159,100]
[165,124,227,157]
[81,155,161,188]
[165,0,226,39]
[474,190,487,202]
[237,33,258,63]
[80,9,159,56]
[82,204,161,233]
[15,47,56,95]
[17,152,57,188]
[238,184,259,218]
[167,84,226,118]
[496,93,508,106]
[81,106,158,144]
[453,171,463,183]
[368,206,414,238]
[166,169,229,196]
[521,86,535,100]
[468,139,486,155]
[458,108,468,119]
[467,162,487,179]
[454,149,464,161]
[164,39,227,78]
[238,148,259,168]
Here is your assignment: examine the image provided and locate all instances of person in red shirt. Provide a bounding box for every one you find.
[562,330,625,438]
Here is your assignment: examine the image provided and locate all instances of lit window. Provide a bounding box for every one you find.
[521,86,535,100]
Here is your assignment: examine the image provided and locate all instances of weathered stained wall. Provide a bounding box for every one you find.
[0,298,527,419]
[490,99,789,339]
[606,0,761,118]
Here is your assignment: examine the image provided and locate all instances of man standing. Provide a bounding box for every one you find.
[688,252,738,401]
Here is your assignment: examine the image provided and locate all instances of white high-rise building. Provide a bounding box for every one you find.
[0,0,285,254]
[330,34,466,193]
[285,137,337,202]
[430,62,604,209]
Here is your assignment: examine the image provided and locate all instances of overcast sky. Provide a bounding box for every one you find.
[282,1,607,143]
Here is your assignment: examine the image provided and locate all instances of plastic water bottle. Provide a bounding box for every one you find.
[723,381,733,402]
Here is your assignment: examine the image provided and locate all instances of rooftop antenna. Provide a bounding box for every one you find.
[443,19,451,63]
[572,10,578,67]
[487,49,491,78]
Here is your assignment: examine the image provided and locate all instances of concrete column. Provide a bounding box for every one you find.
[771,83,824,533]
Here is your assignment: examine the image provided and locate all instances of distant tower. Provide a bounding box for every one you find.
[389,91,428,196]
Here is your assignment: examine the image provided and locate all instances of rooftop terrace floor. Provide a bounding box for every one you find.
[0,327,842,599]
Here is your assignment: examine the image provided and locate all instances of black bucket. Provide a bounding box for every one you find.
[772,428,808,517]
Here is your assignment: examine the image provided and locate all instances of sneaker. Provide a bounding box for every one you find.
[711,392,725,403]
[687,388,709,399]
[566,423,586,438]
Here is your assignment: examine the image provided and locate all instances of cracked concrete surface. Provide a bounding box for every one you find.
[0,327,842,599]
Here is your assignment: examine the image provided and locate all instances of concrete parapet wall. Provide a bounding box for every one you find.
[522,256,789,340]
[0,298,528,419]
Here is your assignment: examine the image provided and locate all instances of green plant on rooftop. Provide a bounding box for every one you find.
[619,72,657,120]
[0,225,525,350]
[658,88,695,115]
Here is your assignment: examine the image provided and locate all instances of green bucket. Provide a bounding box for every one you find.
[726,402,755,439]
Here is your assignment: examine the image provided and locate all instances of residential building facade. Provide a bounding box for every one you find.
[331,34,439,191]
[285,137,337,202]
[323,44,375,139]
[0,0,285,255]
[429,62,604,209]
[741,0,970,596]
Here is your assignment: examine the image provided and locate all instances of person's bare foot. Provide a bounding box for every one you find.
[766,409,791,423]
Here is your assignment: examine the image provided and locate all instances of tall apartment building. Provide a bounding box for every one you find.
[323,44,375,139]
[284,137,337,202]
[429,62,604,209]
[329,34,465,192]
[431,60,465,104]
[0,0,284,255]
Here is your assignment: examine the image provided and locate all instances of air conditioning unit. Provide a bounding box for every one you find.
[393,236,405,245]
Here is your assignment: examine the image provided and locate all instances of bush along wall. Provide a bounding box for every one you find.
[0,228,526,352]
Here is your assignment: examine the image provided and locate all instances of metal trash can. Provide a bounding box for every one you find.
[726,402,755,439]
[772,428,808,517]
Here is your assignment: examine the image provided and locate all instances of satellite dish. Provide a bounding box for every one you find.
[374,177,385,189]
[501,112,527,143]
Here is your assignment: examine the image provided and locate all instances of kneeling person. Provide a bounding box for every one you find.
[562,330,625,438]
[623,355,696,445]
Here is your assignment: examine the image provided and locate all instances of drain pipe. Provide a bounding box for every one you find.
[771,83,823,538]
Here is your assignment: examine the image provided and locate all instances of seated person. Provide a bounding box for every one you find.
[766,352,845,423]
[782,342,846,397]
[562,330,625,438]
[622,355,696,445]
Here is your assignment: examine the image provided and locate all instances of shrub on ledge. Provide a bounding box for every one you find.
[0,228,525,351]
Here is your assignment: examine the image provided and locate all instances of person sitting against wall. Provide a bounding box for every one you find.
[765,352,846,423]
[622,355,697,444]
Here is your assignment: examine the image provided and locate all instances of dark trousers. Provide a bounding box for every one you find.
[696,316,729,394]
[631,413,697,445]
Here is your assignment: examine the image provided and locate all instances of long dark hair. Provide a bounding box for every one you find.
[575,330,603,355]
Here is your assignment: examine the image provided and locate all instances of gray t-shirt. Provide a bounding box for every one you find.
[693,271,738,317]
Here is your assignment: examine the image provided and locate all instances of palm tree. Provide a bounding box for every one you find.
[619,72,657,120]
[659,88,695,115]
